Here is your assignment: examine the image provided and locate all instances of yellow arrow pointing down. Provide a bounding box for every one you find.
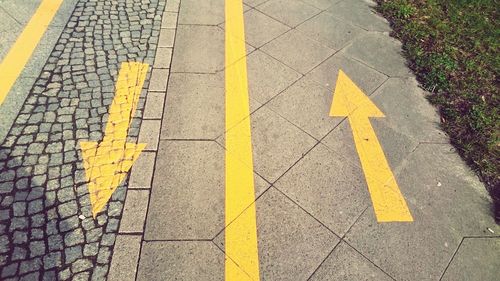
[80,62,148,218]
[330,70,413,222]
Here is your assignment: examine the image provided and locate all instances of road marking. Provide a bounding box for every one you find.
[80,62,148,218]
[0,0,63,105]
[330,70,413,222]
[225,0,260,280]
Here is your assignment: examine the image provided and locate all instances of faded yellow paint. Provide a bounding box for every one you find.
[225,0,260,280]
[0,0,63,105]
[80,62,149,218]
[330,70,413,222]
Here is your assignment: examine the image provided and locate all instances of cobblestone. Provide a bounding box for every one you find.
[0,0,165,278]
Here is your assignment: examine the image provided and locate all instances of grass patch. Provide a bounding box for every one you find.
[376,0,499,220]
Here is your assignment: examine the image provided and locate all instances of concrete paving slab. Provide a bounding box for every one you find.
[223,106,317,183]
[261,29,335,74]
[327,0,391,32]
[371,77,449,143]
[149,68,170,92]
[107,235,141,281]
[342,32,412,77]
[178,0,224,25]
[268,76,342,140]
[0,0,42,26]
[144,141,269,240]
[345,143,499,281]
[161,11,178,29]
[215,188,339,281]
[137,241,224,281]
[138,120,161,151]
[441,238,500,281]
[171,25,224,73]
[247,50,302,105]
[306,52,388,95]
[242,9,290,48]
[301,0,343,10]
[244,0,269,8]
[274,143,369,236]
[153,47,172,69]
[158,28,176,47]
[166,0,180,12]
[297,11,366,51]
[143,92,166,120]
[119,190,149,233]
[309,242,393,281]
[161,73,225,139]
[257,0,320,27]
[129,152,156,189]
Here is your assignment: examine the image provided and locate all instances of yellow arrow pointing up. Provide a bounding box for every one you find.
[80,62,149,218]
[330,70,413,222]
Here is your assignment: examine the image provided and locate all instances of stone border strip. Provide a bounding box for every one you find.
[107,0,180,280]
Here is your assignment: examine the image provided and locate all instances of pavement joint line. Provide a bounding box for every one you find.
[0,0,64,105]
[438,237,465,281]
[343,239,399,281]
[305,240,342,281]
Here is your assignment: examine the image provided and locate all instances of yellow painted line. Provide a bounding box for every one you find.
[80,62,148,218]
[330,70,413,222]
[225,0,260,280]
[0,0,63,105]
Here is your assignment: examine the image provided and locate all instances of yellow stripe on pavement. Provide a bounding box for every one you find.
[0,0,63,105]
[330,70,413,222]
[225,0,260,280]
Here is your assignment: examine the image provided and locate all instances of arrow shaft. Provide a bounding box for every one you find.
[348,113,413,222]
[103,62,149,143]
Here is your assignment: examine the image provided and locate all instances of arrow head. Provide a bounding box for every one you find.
[80,141,146,218]
[330,70,385,118]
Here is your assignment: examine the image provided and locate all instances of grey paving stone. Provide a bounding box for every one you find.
[148,68,170,92]
[297,11,365,51]
[371,77,448,143]
[223,106,317,183]
[244,0,269,7]
[345,143,499,281]
[153,47,173,69]
[268,76,341,139]
[144,141,269,240]
[178,0,224,25]
[161,73,225,139]
[138,119,161,151]
[275,143,369,236]
[310,242,393,281]
[137,241,224,281]
[215,188,339,280]
[247,50,302,105]
[161,12,178,29]
[158,28,176,47]
[242,9,290,48]
[257,0,321,27]
[441,238,500,281]
[261,29,335,74]
[300,0,343,10]
[342,33,412,77]
[306,52,388,95]
[129,152,156,189]
[119,190,149,233]
[327,0,391,32]
[143,92,166,120]
[165,0,180,12]
[107,235,141,281]
[171,25,223,73]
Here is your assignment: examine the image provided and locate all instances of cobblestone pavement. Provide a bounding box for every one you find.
[0,0,165,280]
